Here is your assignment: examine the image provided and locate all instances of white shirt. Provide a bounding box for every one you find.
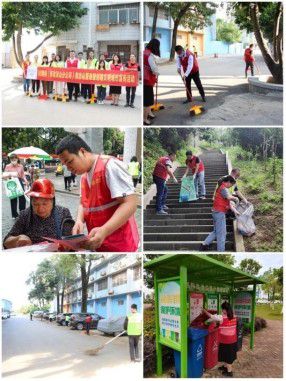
[82,157,135,199]
[176,52,194,77]
[148,54,159,76]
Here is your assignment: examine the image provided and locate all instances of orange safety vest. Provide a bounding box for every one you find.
[219,316,237,344]
[213,183,230,213]
[81,156,139,252]
[180,49,199,75]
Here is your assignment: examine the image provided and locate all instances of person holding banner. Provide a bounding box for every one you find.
[55,134,139,252]
[39,56,50,99]
[3,154,28,219]
[110,54,123,106]
[65,50,79,101]
[31,55,40,95]
[51,54,65,100]
[22,54,31,95]
[84,50,97,101]
[77,52,86,98]
[125,54,140,108]
[96,59,107,104]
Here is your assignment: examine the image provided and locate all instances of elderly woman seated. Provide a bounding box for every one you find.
[3,178,74,249]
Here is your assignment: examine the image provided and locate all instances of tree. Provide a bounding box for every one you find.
[239,258,261,275]
[207,254,235,266]
[216,19,242,52]
[165,2,217,61]
[103,128,124,155]
[2,2,88,66]
[231,2,283,84]
[261,267,283,301]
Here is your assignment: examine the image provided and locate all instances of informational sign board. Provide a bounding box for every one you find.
[206,293,218,312]
[190,292,204,323]
[233,291,252,323]
[158,280,181,346]
[221,294,230,303]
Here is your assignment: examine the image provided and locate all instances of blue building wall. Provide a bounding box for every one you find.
[95,298,108,318]
[130,291,142,312]
[145,26,171,59]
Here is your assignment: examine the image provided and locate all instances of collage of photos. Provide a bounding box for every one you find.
[1,1,284,381]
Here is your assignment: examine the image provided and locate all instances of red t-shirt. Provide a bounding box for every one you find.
[85,316,92,323]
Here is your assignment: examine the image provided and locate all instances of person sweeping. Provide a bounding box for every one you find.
[55,134,139,252]
[124,304,142,362]
[175,45,206,103]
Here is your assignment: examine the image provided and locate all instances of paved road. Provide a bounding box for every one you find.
[2,316,142,379]
[151,55,283,126]
[2,69,142,127]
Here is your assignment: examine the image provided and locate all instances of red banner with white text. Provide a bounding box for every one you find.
[37,67,138,86]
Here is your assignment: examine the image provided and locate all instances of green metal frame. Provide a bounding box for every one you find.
[146,254,264,377]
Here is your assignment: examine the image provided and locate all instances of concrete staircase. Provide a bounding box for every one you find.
[144,150,234,251]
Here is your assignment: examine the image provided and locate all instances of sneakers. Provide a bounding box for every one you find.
[200,243,210,251]
[199,196,206,200]
[163,205,169,210]
[124,103,129,107]
[130,103,135,108]
[156,210,168,215]
[183,99,191,104]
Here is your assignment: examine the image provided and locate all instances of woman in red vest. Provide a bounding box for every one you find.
[183,150,206,199]
[110,54,123,106]
[143,39,160,125]
[203,302,238,377]
[201,176,237,252]
[55,134,139,252]
[65,50,79,101]
[124,54,140,108]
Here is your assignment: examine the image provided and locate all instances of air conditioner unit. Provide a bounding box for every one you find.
[108,290,114,295]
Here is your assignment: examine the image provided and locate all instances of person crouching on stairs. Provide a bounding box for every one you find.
[182,150,206,199]
[152,153,178,215]
[200,176,237,252]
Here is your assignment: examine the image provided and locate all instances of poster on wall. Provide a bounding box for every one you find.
[190,292,204,323]
[206,293,218,312]
[233,291,252,323]
[158,280,181,346]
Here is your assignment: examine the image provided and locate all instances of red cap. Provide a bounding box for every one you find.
[26,178,55,199]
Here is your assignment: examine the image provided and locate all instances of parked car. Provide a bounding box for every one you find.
[56,313,73,326]
[33,310,44,318]
[69,313,103,331]
[97,316,126,336]
[2,311,9,319]
[48,312,57,321]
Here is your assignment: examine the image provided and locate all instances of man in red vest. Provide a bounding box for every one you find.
[175,45,206,103]
[244,44,254,77]
[183,150,206,199]
[152,153,178,215]
[201,176,237,252]
[56,134,139,252]
[65,50,79,101]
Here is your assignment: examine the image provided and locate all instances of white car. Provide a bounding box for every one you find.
[2,312,8,319]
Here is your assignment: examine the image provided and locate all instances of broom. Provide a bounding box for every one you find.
[151,81,165,111]
[180,73,206,117]
[85,330,126,356]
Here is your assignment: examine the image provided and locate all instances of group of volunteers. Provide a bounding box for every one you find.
[22,50,140,107]
[3,134,140,252]
[152,150,247,252]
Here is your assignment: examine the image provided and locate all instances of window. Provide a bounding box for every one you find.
[109,9,118,24]
[129,8,139,23]
[112,271,127,287]
[119,9,127,24]
[99,10,108,24]
[97,278,108,291]
[133,266,141,281]
[118,299,124,306]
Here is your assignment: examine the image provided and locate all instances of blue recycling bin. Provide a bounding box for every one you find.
[174,327,208,378]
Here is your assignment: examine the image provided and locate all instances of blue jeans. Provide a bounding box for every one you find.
[23,78,30,92]
[153,175,168,212]
[203,211,226,252]
[97,86,106,101]
[194,171,206,197]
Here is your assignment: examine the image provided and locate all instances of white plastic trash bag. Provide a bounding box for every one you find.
[4,177,24,199]
[236,202,256,236]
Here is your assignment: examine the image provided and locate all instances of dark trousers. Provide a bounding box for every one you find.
[64,176,71,190]
[126,87,136,104]
[153,175,168,212]
[185,71,205,101]
[48,81,53,94]
[97,86,106,101]
[41,81,48,95]
[86,322,91,335]
[245,62,254,76]
[128,335,140,361]
[67,82,79,100]
[71,174,76,184]
[133,177,139,188]
[32,79,40,93]
[10,179,26,218]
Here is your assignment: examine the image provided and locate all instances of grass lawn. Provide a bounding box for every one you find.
[256,303,283,320]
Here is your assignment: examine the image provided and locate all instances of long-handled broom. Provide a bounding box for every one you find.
[85,330,126,356]
[180,73,206,117]
[151,81,165,111]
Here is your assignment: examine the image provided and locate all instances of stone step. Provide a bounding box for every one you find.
[147,202,213,209]
[149,199,213,204]
[144,232,233,241]
[144,225,233,233]
[144,212,214,220]
[144,241,234,251]
[144,219,232,227]
[145,207,213,214]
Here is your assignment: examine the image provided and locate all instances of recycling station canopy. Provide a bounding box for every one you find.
[144,254,264,378]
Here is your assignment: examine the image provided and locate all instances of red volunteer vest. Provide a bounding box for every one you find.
[244,48,254,63]
[110,63,122,71]
[126,62,139,71]
[85,316,92,323]
[180,49,199,74]
[186,156,204,174]
[66,58,79,68]
[144,49,157,86]
[219,316,237,344]
[81,156,139,252]
[213,183,230,213]
[153,156,170,180]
